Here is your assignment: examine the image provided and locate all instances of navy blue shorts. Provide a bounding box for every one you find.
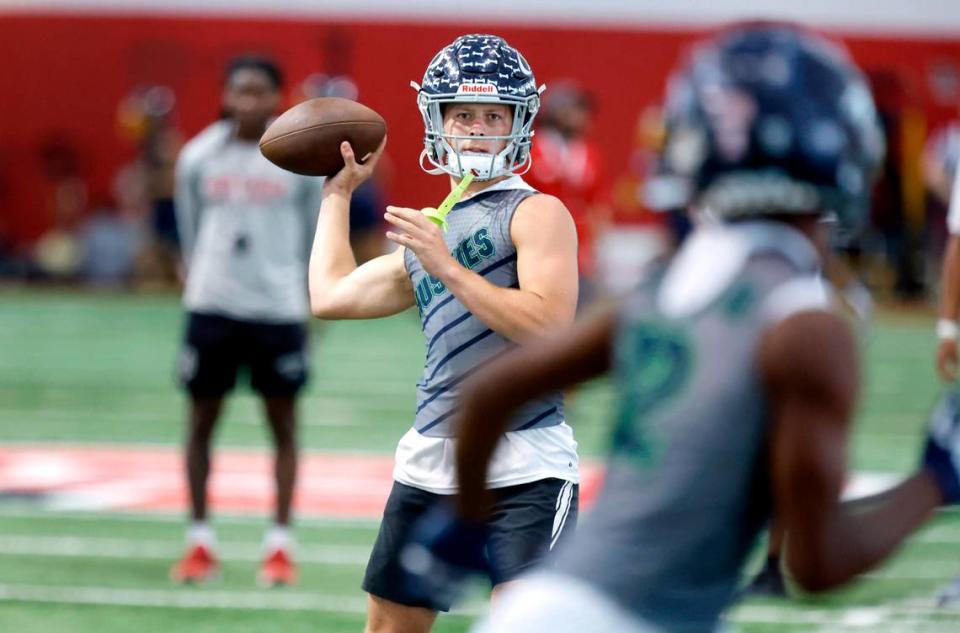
[178,312,309,398]
[362,478,578,611]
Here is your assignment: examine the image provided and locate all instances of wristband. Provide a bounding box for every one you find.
[937,319,959,341]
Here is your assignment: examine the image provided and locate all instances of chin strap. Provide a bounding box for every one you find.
[512,153,533,177]
[418,149,446,176]
[419,147,529,181]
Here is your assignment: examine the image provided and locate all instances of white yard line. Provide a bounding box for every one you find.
[0,506,380,528]
[0,583,371,613]
[0,535,370,565]
[3,533,957,583]
[730,599,960,627]
[0,439,397,458]
[0,407,361,428]
[806,595,960,632]
[0,582,957,629]
[0,583,486,617]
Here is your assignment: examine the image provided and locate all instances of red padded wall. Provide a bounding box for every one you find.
[1,13,959,243]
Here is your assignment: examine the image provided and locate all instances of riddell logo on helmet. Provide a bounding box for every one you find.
[458,84,498,95]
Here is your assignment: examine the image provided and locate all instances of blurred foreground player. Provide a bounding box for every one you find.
[409,25,960,633]
[308,34,580,633]
[170,56,323,586]
[740,252,875,600]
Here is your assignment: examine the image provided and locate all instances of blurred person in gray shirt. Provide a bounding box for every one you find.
[170,55,322,587]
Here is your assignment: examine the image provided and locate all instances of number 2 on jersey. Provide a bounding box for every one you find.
[612,321,693,467]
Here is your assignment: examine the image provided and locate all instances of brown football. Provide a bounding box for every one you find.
[259,97,386,177]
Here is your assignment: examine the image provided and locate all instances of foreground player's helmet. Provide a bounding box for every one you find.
[656,23,884,237]
[411,34,544,181]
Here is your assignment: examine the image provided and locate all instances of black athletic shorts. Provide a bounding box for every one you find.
[362,478,578,612]
[178,312,309,398]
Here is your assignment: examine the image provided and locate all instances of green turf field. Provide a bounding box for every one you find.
[2,290,960,632]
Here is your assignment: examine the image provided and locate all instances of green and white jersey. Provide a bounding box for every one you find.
[553,220,832,633]
[394,176,578,494]
[403,178,566,439]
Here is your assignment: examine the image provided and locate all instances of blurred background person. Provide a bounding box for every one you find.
[78,195,141,288]
[170,54,323,587]
[30,135,88,282]
[923,103,960,213]
[115,85,183,287]
[602,105,677,298]
[866,69,928,300]
[0,216,26,280]
[923,95,960,287]
[526,80,609,308]
[935,93,960,386]
[934,157,960,606]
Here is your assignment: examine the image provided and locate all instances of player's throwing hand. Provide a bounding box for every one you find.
[324,137,387,197]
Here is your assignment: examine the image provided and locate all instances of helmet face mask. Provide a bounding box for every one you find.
[413,34,543,181]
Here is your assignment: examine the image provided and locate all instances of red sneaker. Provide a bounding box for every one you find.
[258,547,298,587]
[170,544,220,584]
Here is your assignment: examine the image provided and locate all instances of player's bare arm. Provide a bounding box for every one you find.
[384,193,578,342]
[308,138,415,319]
[762,310,941,592]
[454,308,616,522]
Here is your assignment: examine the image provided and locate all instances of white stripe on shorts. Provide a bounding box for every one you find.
[549,481,574,550]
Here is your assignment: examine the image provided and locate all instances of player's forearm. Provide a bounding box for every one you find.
[455,353,576,521]
[455,384,517,522]
[441,264,574,343]
[939,236,960,321]
[455,349,566,520]
[308,190,358,314]
[786,472,940,592]
[455,310,615,522]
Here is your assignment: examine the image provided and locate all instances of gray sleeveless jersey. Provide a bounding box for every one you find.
[403,188,565,438]
[553,220,826,633]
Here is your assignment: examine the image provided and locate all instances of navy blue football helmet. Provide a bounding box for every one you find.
[655,23,884,236]
[412,34,544,180]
